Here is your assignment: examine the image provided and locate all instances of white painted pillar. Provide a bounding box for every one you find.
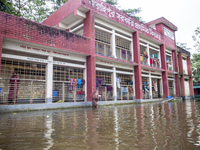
[46,56,53,103]
[147,44,150,66]
[132,71,135,99]
[112,29,116,58]
[84,63,87,101]
[113,67,117,101]
[149,74,152,99]
[131,41,134,62]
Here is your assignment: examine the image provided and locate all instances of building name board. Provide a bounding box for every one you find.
[89,0,161,40]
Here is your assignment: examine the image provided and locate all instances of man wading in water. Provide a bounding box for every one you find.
[92,90,101,108]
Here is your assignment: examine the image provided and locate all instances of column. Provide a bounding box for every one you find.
[160,44,169,98]
[113,67,117,101]
[149,74,152,99]
[86,56,96,102]
[172,50,177,72]
[133,31,143,100]
[146,44,150,66]
[84,10,96,101]
[178,52,185,97]
[46,56,53,103]
[187,56,194,96]
[0,35,3,73]
[112,29,116,58]
[175,74,180,97]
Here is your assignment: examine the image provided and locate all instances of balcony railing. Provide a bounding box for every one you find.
[116,47,132,61]
[95,41,112,57]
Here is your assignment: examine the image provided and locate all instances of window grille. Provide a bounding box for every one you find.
[95,29,112,57]
[166,56,173,71]
[53,65,85,103]
[140,45,148,65]
[168,81,174,96]
[116,74,132,86]
[95,29,111,44]
[96,71,112,85]
[53,65,84,82]
[96,71,113,101]
[1,59,46,80]
[149,48,160,68]
[0,59,46,105]
[152,78,159,99]
[142,77,150,99]
[116,74,134,101]
[115,36,131,61]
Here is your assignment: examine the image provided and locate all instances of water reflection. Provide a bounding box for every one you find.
[0,101,200,150]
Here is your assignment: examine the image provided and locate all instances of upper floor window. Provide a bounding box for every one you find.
[115,36,132,61]
[95,29,112,57]
[182,58,188,74]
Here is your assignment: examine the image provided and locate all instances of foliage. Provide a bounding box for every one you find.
[50,0,68,14]
[24,0,50,23]
[176,42,191,51]
[121,8,143,22]
[105,0,143,22]
[105,0,118,7]
[191,53,200,83]
[0,0,68,23]
[0,0,20,16]
[192,27,200,52]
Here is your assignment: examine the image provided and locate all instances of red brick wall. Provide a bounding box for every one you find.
[0,11,91,55]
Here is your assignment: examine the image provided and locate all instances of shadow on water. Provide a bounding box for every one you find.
[0,100,200,150]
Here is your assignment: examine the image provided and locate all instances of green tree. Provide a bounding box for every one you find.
[0,0,20,16]
[121,8,142,22]
[105,0,118,7]
[50,0,68,14]
[105,0,143,22]
[9,0,50,22]
[23,0,50,23]
[191,53,200,83]
[192,27,200,52]
[176,42,191,51]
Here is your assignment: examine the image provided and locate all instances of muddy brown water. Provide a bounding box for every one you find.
[0,100,200,150]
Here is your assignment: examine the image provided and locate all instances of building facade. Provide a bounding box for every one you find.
[0,0,194,110]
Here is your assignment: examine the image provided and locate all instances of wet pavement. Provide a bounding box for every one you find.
[0,100,200,150]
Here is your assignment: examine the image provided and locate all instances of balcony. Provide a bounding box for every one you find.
[166,57,173,71]
[95,41,112,57]
[95,28,112,57]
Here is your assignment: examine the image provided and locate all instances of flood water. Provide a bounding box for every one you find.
[0,100,200,150]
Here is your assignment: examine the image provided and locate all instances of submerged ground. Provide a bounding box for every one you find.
[0,100,200,150]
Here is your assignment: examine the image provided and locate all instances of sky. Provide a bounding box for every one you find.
[116,0,200,54]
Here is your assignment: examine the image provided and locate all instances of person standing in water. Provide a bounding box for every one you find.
[8,71,19,104]
[92,90,101,108]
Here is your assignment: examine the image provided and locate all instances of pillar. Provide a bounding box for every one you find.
[46,56,53,103]
[187,56,194,96]
[175,74,180,96]
[160,44,169,98]
[84,10,96,101]
[178,52,185,96]
[86,56,96,101]
[133,31,143,100]
[112,29,116,58]
[0,35,3,74]
[173,50,180,96]
[113,67,117,101]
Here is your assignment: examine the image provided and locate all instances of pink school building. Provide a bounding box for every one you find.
[0,0,194,110]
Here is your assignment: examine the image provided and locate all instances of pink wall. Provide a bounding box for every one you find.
[0,12,91,56]
[42,0,82,26]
